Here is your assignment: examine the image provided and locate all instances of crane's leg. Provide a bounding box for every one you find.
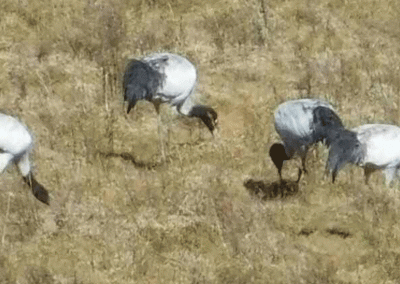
[301,156,308,174]
[153,101,166,163]
[364,167,374,185]
[296,151,307,183]
[296,168,303,183]
[384,167,396,187]
[300,147,309,174]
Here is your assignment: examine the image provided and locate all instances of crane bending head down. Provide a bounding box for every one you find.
[123,53,218,134]
[269,99,359,183]
[0,113,50,205]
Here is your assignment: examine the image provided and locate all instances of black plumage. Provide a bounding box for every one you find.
[312,106,344,145]
[123,59,164,114]
[188,105,218,133]
[23,173,50,205]
[312,106,362,182]
[326,131,362,183]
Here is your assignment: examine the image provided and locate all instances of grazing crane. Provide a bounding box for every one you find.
[269,98,344,182]
[0,113,49,205]
[123,52,218,159]
[326,124,400,186]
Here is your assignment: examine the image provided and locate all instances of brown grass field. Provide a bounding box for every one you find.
[1,0,400,282]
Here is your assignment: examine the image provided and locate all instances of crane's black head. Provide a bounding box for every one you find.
[312,106,344,145]
[189,105,218,134]
[326,130,362,183]
[23,173,50,205]
[269,143,289,178]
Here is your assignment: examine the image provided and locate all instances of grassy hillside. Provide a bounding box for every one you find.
[1,0,400,283]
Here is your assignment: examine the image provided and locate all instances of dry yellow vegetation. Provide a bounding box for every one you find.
[1,0,400,283]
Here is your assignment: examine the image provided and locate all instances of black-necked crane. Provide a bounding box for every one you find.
[0,113,49,205]
[269,98,349,182]
[123,52,218,160]
[326,124,400,186]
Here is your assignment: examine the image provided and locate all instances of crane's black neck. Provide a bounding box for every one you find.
[269,143,289,177]
[189,105,218,133]
[327,130,362,183]
[23,172,50,205]
[312,106,346,146]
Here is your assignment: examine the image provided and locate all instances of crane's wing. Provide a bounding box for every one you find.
[144,54,169,71]
[123,59,164,113]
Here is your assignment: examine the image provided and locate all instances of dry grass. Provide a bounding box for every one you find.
[1,0,400,282]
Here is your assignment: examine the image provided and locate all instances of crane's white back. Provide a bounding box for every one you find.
[353,124,400,169]
[144,53,197,115]
[0,113,32,156]
[0,113,33,177]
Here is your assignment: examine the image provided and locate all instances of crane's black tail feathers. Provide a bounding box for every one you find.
[123,59,163,113]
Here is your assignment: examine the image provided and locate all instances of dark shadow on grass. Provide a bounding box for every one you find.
[174,138,207,147]
[243,178,299,200]
[326,227,351,239]
[98,151,160,169]
[299,227,316,236]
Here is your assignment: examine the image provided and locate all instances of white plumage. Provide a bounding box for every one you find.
[142,53,197,113]
[0,113,49,205]
[352,124,400,186]
[269,98,340,181]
